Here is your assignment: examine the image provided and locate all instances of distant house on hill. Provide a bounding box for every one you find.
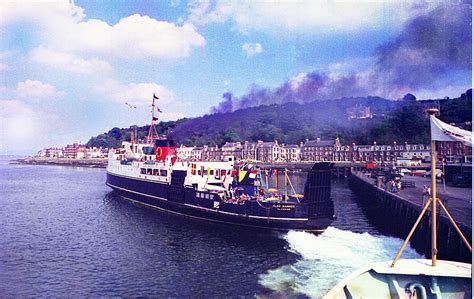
[346,105,373,119]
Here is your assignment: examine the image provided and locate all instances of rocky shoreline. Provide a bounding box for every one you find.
[11,157,108,168]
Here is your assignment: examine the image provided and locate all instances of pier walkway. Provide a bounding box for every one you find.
[354,171,472,229]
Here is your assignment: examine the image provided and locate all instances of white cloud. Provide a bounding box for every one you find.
[0,99,60,154]
[30,46,112,74]
[44,18,114,54]
[15,79,66,100]
[94,79,186,123]
[0,63,7,71]
[242,42,263,57]
[188,0,438,34]
[188,0,232,25]
[40,13,206,59]
[1,1,205,65]
[0,79,66,102]
[0,0,85,28]
[110,14,205,59]
[96,79,175,106]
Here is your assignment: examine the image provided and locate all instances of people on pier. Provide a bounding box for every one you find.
[422,185,431,206]
[389,180,397,193]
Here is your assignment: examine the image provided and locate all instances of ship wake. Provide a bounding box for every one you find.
[258,227,424,298]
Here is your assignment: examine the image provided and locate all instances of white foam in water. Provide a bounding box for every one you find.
[259,227,424,298]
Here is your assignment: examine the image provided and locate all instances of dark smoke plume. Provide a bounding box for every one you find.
[211,3,471,114]
[211,92,234,113]
[375,3,472,89]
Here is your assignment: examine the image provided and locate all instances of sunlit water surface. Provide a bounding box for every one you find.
[0,158,421,297]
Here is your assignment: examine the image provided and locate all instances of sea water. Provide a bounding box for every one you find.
[0,157,422,297]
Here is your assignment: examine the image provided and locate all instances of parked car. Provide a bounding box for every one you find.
[399,168,411,174]
[410,170,427,176]
[422,169,443,178]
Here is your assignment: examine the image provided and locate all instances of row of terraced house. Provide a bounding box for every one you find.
[36,144,109,159]
[178,138,472,165]
[37,139,472,165]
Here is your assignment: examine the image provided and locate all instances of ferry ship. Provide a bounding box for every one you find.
[106,95,335,231]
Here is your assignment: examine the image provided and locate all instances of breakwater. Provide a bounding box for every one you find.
[348,171,471,263]
[11,157,107,168]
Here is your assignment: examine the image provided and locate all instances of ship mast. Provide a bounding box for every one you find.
[146,94,161,144]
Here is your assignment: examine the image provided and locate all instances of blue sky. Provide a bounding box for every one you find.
[0,0,471,154]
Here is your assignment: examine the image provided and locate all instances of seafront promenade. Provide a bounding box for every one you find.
[354,171,472,228]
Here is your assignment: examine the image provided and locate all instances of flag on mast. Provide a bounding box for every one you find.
[430,115,472,147]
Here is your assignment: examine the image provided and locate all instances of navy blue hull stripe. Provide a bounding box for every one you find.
[119,195,324,232]
[106,182,308,221]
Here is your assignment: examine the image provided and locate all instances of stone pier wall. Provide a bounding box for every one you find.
[349,172,471,263]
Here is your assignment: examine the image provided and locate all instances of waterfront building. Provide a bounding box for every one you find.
[256,140,280,163]
[86,147,108,158]
[64,143,86,159]
[176,146,204,161]
[36,149,47,157]
[190,146,203,161]
[176,138,472,166]
[437,141,472,164]
[400,143,430,162]
[242,141,258,161]
[202,145,222,161]
[301,138,336,161]
[280,144,301,163]
[222,142,243,161]
[46,148,64,158]
[177,145,194,160]
[334,143,357,162]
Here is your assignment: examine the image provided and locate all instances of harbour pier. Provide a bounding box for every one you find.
[11,157,108,168]
[349,170,472,263]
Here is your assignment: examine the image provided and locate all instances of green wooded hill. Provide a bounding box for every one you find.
[86,90,472,148]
